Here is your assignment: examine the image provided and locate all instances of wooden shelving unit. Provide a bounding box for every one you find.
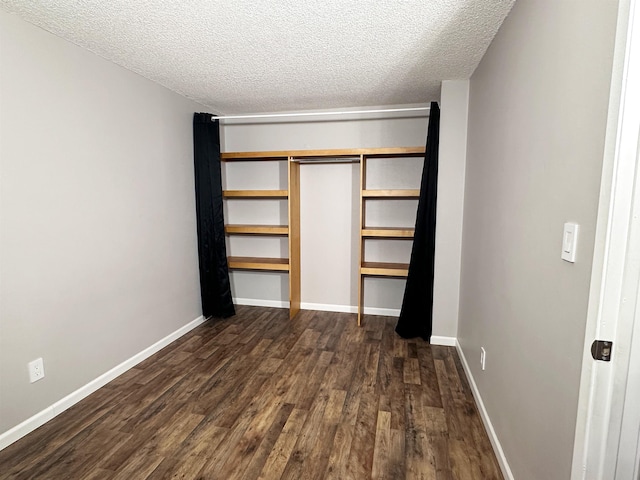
[357,151,424,326]
[221,147,424,322]
[221,153,300,318]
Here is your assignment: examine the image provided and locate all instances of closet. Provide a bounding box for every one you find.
[221,147,425,323]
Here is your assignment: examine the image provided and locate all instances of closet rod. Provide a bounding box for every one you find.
[210,106,430,122]
[291,157,361,164]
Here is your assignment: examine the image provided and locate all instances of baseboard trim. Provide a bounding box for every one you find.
[0,315,206,452]
[234,297,289,309]
[234,298,401,317]
[430,336,457,346]
[363,306,401,317]
[301,302,401,317]
[455,340,514,480]
[301,302,355,313]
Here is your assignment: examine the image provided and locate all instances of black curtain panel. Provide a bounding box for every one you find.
[395,101,440,341]
[193,113,235,318]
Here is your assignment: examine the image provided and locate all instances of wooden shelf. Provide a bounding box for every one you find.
[362,189,420,198]
[223,190,288,198]
[221,153,288,161]
[360,262,409,277]
[225,224,288,235]
[227,256,289,272]
[361,227,414,238]
[221,147,424,161]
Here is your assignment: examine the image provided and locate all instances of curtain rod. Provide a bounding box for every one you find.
[210,106,430,122]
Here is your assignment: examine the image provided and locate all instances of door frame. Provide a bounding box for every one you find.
[571,0,640,477]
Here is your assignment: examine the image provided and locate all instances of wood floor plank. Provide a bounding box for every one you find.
[146,422,229,479]
[0,391,118,476]
[279,389,331,480]
[0,307,503,480]
[371,410,391,480]
[389,428,407,479]
[317,312,347,351]
[403,357,422,385]
[98,402,189,471]
[217,404,286,479]
[257,408,308,480]
[405,385,438,480]
[82,468,116,479]
[416,341,444,408]
[111,450,164,480]
[297,422,338,480]
[323,389,347,425]
[295,350,334,410]
[239,403,296,480]
[345,363,379,479]
[323,420,356,480]
[193,418,253,477]
[35,428,129,480]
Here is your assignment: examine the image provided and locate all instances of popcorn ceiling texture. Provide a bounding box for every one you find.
[0,0,514,114]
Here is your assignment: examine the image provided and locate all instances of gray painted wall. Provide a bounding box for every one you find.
[458,1,619,479]
[0,10,204,433]
[435,81,469,339]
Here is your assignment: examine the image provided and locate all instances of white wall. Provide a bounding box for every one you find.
[222,108,465,337]
[0,10,204,434]
[458,1,619,479]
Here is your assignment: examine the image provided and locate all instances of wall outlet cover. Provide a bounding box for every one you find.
[28,358,45,383]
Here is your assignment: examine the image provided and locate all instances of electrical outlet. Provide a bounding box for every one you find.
[480,347,486,371]
[28,358,45,383]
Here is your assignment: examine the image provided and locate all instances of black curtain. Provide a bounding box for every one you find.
[193,113,235,318]
[395,102,440,341]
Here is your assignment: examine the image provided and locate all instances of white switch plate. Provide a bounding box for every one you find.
[562,222,579,263]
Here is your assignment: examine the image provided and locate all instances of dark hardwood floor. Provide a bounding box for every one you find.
[0,306,503,479]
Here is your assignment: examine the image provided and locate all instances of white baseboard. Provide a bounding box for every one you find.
[234,297,401,317]
[234,297,290,309]
[363,306,401,317]
[0,315,206,452]
[455,340,514,480]
[302,302,355,313]
[430,336,457,346]
[302,302,401,317]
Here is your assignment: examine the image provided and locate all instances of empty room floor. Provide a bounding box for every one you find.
[0,306,502,479]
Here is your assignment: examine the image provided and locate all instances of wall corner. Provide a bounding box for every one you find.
[432,80,470,338]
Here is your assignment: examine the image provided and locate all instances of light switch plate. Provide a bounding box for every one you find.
[562,222,579,263]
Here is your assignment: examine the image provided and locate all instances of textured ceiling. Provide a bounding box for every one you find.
[0,0,514,114]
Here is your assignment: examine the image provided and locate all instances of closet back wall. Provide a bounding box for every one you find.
[221,113,432,318]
